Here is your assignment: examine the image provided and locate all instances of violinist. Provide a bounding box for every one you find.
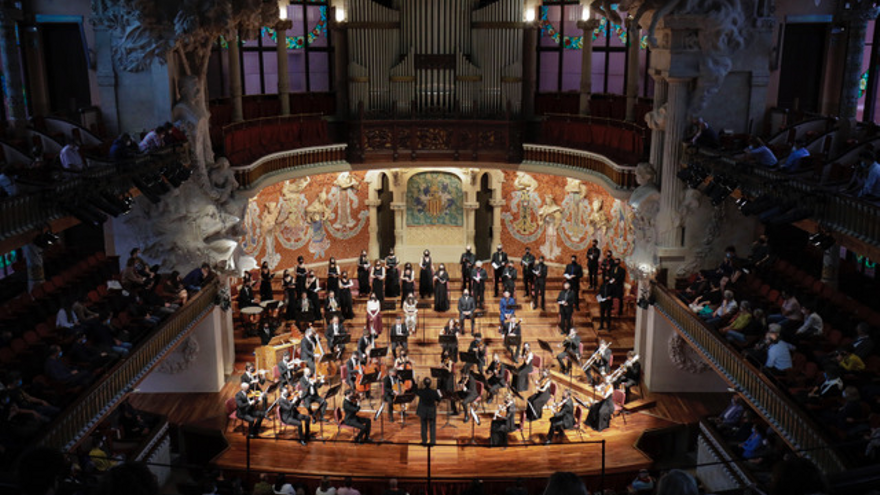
[241,362,267,405]
[343,390,372,444]
[277,352,299,386]
[462,333,486,376]
[278,386,310,446]
[235,382,264,438]
[557,328,582,374]
[459,372,479,423]
[382,367,402,421]
[486,352,507,404]
[545,389,574,444]
[441,318,460,363]
[527,369,552,420]
[515,342,534,392]
[299,367,327,422]
[490,394,516,447]
[390,315,409,359]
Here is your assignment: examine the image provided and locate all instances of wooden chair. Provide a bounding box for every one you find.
[333,407,359,440]
[225,397,244,435]
[573,405,585,438]
[612,389,627,426]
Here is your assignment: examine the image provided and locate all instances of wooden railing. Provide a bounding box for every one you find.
[348,119,523,163]
[539,113,649,166]
[222,113,331,167]
[522,144,638,190]
[233,144,348,190]
[0,143,190,246]
[38,279,218,451]
[651,283,847,474]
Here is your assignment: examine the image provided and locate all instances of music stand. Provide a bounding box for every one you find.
[331,333,351,358]
[459,351,481,376]
[374,401,387,442]
[565,348,581,389]
[319,384,341,442]
[359,370,380,409]
[510,387,537,443]
[390,333,408,358]
[504,334,521,361]
[537,339,553,369]
[439,334,457,347]
[394,392,416,426]
[369,346,389,359]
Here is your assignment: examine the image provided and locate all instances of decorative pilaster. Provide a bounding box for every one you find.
[275,20,293,116]
[837,3,880,120]
[464,202,479,248]
[391,202,406,250]
[366,198,382,261]
[0,3,26,132]
[657,77,691,248]
[490,198,505,251]
[577,18,601,115]
[625,17,641,122]
[228,30,244,123]
[649,75,668,180]
[522,22,538,119]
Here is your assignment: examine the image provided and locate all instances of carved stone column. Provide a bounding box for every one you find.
[464,201,479,248]
[391,202,406,250]
[821,244,841,290]
[577,19,600,115]
[522,22,538,119]
[837,4,880,120]
[657,77,691,248]
[228,31,244,123]
[275,20,293,116]
[366,198,382,261]
[649,75,668,180]
[625,17,641,122]
[0,4,26,132]
[490,198,505,251]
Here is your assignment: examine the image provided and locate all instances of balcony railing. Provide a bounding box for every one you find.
[38,278,218,451]
[651,283,847,474]
[698,419,759,490]
[0,143,190,246]
[522,144,638,190]
[684,145,880,251]
[233,144,349,191]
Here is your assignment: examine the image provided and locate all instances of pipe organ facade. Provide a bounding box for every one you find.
[345,0,523,117]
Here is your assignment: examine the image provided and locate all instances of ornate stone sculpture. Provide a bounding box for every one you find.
[95,0,279,275]
[627,163,661,277]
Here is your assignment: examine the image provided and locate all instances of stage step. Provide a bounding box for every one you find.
[623,398,656,412]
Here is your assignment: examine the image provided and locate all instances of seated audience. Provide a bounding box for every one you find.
[59,138,84,171]
[44,345,93,387]
[138,124,168,153]
[780,139,810,172]
[858,151,880,199]
[744,137,778,167]
[764,325,795,374]
[109,133,136,162]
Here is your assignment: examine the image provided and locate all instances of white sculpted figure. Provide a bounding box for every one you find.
[333,172,360,229]
[538,194,563,260]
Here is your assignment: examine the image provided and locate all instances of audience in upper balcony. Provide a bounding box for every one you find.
[109,133,136,162]
[0,164,17,197]
[744,137,778,167]
[121,257,147,293]
[183,262,213,291]
[859,150,880,199]
[747,235,772,270]
[779,139,810,173]
[703,289,738,327]
[720,300,754,343]
[138,124,168,153]
[764,325,795,374]
[831,348,865,372]
[656,470,698,495]
[60,137,85,172]
[710,395,745,430]
[767,289,802,330]
[69,331,115,368]
[44,344,94,387]
[849,322,875,360]
[791,301,823,342]
[688,117,720,149]
[803,368,844,402]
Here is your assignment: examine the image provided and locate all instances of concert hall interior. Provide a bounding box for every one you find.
[2,1,880,495]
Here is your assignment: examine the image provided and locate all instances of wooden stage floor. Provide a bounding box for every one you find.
[130,264,730,481]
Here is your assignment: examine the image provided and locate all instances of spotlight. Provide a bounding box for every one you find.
[33,231,60,249]
[735,197,750,210]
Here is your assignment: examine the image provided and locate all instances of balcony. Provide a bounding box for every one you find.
[650,283,847,475]
[233,144,349,191]
[37,278,218,451]
[522,144,638,190]
[0,143,191,251]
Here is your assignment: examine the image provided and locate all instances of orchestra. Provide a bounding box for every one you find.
[231,254,639,446]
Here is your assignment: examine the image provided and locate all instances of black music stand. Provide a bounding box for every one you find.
[459,350,481,377]
[319,384,341,442]
[504,334,521,361]
[510,387,538,444]
[394,392,416,426]
[331,333,351,358]
[565,348,581,389]
[430,367,457,430]
[390,333,408,358]
[537,339,553,369]
[360,371,380,409]
[370,346,389,359]
[439,334,457,349]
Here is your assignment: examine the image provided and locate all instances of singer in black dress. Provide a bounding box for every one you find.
[419,250,434,298]
[433,264,450,312]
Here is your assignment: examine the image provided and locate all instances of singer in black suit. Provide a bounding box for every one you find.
[598,280,614,330]
[556,282,575,334]
[458,289,477,335]
[586,240,601,289]
[491,245,508,297]
[415,377,442,445]
[532,257,547,311]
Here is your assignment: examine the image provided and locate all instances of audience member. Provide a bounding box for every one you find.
[183,262,212,291]
[316,476,336,495]
[628,470,655,493]
[767,290,802,329]
[336,477,360,495]
[44,345,93,387]
[109,133,136,161]
[656,470,698,495]
[849,323,875,360]
[60,138,85,171]
[382,478,408,495]
[0,164,17,197]
[688,117,720,148]
[542,472,588,495]
[139,125,168,153]
[858,151,880,199]
[15,447,67,495]
[744,137,778,167]
[764,325,795,374]
[780,139,810,172]
[792,302,823,340]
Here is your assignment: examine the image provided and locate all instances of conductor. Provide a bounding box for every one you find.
[415,377,443,446]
